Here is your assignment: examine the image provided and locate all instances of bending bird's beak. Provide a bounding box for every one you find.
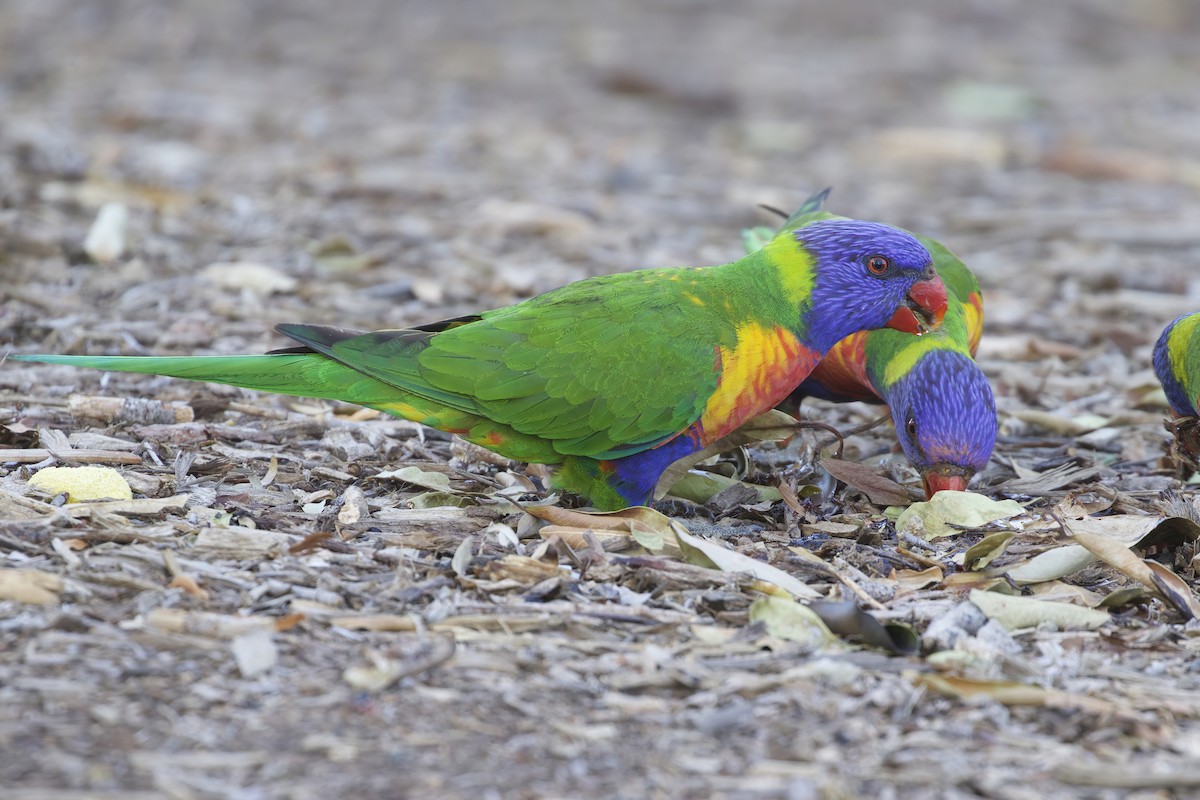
[888,270,948,335]
[921,468,971,498]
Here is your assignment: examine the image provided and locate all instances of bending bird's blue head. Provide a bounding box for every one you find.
[882,349,997,497]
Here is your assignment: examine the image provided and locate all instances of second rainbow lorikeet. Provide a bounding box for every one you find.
[12,205,947,510]
[1153,312,1200,475]
[1154,312,1200,418]
[743,191,997,497]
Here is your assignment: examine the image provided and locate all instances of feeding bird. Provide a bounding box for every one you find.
[13,203,947,510]
[1154,312,1200,419]
[1153,312,1200,475]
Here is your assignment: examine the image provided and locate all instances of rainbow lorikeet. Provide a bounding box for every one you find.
[1154,312,1200,475]
[743,192,996,497]
[1154,312,1200,418]
[12,209,947,510]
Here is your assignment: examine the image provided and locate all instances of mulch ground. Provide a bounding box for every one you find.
[4,1,1200,798]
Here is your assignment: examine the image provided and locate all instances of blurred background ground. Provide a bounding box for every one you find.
[3,1,1200,798]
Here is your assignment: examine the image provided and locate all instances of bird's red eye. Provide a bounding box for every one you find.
[867,256,890,275]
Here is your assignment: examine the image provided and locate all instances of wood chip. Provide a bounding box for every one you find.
[0,568,64,605]
[0,448,143,465]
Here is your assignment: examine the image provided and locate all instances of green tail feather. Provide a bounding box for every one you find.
[9,352,404,407]
[10,351,570,464]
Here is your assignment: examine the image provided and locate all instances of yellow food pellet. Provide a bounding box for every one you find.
[28,466,133,503]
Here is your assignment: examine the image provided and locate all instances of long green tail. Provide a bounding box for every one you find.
[12,352,670,509]
[9,352,408,408]
[9,352,567,464]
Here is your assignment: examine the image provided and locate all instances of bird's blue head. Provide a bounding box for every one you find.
[796,220,947,353]
[1154,314,1197,418]
[883,348,997,497]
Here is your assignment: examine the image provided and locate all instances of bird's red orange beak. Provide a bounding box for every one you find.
[921,469,971,498]
[888,272,948,335]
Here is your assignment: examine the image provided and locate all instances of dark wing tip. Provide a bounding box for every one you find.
[274,323,367,350]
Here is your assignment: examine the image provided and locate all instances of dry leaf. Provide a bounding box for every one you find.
[666,469,782,505]
[374,466,453,492]
[406,491,475,509]
[670,520,822,599]
[963,532,1014,571]
[1005,514,1200,585]
[1064,517,1200,619]
[748,595,836,650]
[801,520,863,538]
[629,520,666,551]
[479,554,566,585]
[1005,545,1096,585]
[1145,561,1200,620]
[969,588,1109,630]
[892,566,944,591]
[821,457,916,506]
[525,504,684,556]
[525,504,674,532]
[896,491,1024,540]
[1029,581,1104,608]
[538,525,661,555]
[911,672,1128,716]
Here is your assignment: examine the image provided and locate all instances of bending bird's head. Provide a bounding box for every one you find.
[796,220,947,352]
[883,349,997,498]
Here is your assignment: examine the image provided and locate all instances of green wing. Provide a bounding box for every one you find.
[281,267,742,460]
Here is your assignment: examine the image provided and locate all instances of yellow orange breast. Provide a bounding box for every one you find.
[699,323,820,442]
